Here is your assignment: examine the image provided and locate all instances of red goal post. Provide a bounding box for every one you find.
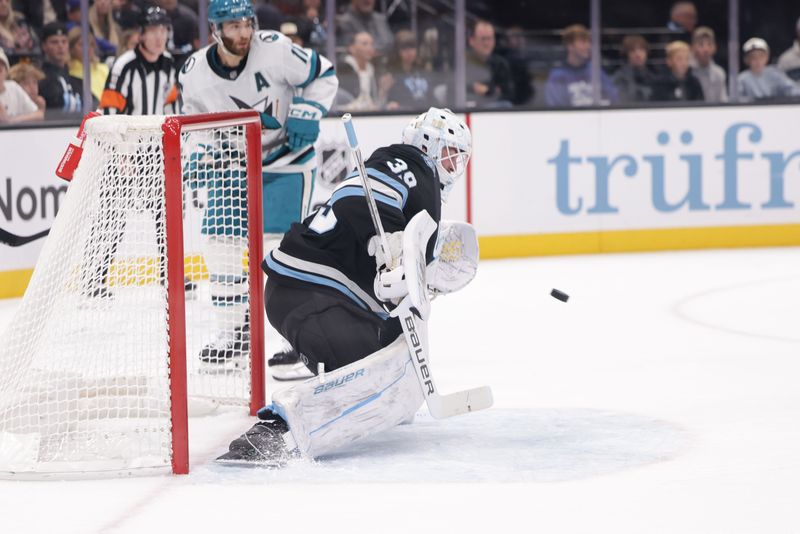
[163,112,266,474]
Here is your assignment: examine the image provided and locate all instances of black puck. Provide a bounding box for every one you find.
[550,288,569,302]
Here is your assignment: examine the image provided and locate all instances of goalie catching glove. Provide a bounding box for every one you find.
[285,97,324,150]
[427,220,479,295]
[368,220,478,304]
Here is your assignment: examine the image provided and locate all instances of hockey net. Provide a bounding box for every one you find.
[0,112,265,478]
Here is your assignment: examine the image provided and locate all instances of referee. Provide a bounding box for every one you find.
[87,6,182,299]
[99,6,178,115]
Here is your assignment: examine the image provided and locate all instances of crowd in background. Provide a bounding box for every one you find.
[1,0,799,124]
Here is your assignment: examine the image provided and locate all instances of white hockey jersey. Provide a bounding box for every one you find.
[177,30,338,156]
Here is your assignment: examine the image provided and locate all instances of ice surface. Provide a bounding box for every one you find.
[1,247,799,533]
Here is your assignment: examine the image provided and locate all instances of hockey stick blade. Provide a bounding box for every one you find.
[427,386,494,419]
[0,227,50,247]
[397,296,493,420]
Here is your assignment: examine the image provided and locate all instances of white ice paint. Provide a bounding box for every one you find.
[1,247,799,534]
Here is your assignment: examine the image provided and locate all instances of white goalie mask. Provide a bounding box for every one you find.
[402,107,472,202]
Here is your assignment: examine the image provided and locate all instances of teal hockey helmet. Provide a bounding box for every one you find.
[208,0,255,26]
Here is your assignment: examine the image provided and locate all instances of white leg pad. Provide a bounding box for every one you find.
[272,336,423,458]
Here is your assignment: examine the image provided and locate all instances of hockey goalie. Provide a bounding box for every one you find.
[217,108,488,466]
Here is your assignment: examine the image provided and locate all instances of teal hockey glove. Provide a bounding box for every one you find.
[285,98,324,150]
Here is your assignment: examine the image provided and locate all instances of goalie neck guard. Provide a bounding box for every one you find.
[401,107,472,202]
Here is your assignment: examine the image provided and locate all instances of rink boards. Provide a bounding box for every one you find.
[2,104,799,296]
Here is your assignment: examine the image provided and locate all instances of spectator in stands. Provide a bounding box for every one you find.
[777,16,800,84]
[690,26,727,103]
[89,0,122,58]
[0,0,38,55]
[466,20,513,108]
[266,0,297,14]
[651,40,704,102]
[738,37,800,101]
[498,25,534,106]
[65,0,81,30]
[112,0,142,31]
[154,0,198,56]
[0,48,44,123]
[68,27,109,101]
[417,25,441,72]
[336,30,386,112]
[39,22,83,117]
[384,29,435,111]
[337,0,394,58]
[280,20,303,45]
[255,1,284,31]
[545,24,617,107]
[612,34,656,103]
[281,17,318,50]
[9,61,46,110]
[115,28,139,59]
[297,0,327,53]
[666,1,697,43]
[11,0,66,33]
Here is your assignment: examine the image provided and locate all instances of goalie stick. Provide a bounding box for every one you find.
[341,114,492,419]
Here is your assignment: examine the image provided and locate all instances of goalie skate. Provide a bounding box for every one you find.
[271,362,314,381]
[268,348,314,381]
[216,413,295,468]
[268,347,302,367]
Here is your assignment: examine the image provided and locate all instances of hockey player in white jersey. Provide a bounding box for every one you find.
[177,0,337,364]
[217,108,480,466]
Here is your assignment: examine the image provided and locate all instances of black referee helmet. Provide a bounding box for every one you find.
[139,6,172,30]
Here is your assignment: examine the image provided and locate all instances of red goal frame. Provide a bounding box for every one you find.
[162,111,265,474]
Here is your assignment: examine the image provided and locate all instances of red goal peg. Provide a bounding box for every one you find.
[55,111,101,181]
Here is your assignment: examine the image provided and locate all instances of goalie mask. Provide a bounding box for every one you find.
[402,107,472,202]
[208,0,257,58]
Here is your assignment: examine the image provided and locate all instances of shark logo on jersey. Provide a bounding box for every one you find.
[230,95,275,115]
[230,95,282,129]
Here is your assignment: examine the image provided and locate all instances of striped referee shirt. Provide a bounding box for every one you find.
[100,47,178,115]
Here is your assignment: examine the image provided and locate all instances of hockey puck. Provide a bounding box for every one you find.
[550,288,569,302]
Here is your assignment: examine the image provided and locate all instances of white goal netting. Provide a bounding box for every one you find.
[0,113,264,478]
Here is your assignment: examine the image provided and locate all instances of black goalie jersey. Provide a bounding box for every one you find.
[263,144,441,319]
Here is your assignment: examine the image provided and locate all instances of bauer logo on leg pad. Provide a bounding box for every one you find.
[313,368,365,395]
